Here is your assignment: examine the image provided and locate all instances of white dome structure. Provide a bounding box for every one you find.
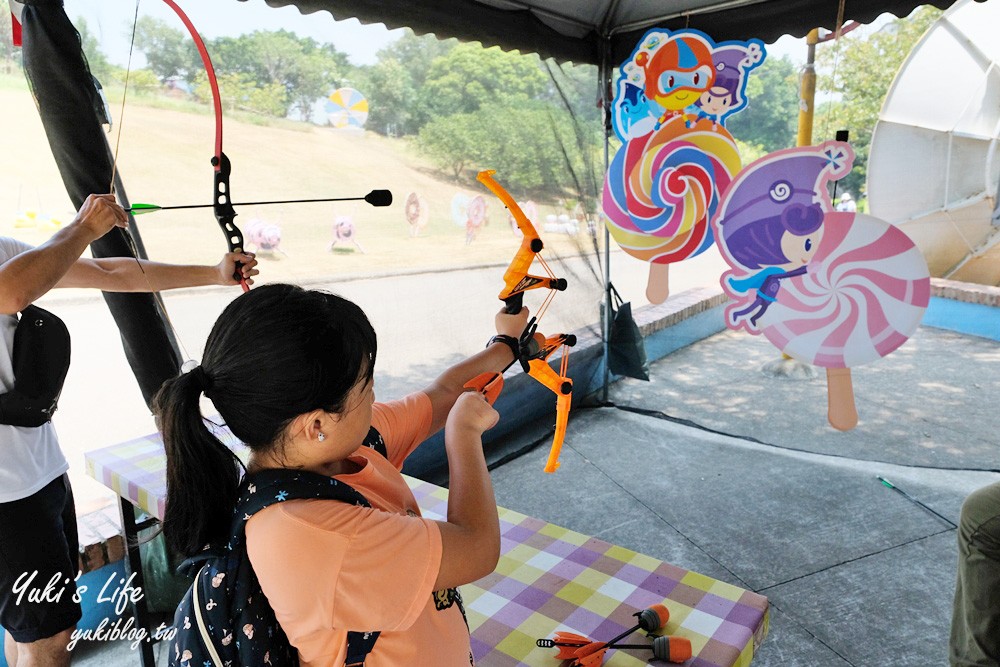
[867,0,1000,284]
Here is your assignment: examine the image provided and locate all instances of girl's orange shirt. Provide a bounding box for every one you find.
[247,393,476,666]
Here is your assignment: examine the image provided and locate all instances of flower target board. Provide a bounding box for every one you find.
[326,87,369,129]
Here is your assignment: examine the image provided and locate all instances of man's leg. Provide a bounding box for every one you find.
[950,480,1000,666]
[7,627,73,667]
[5,629,18,665]
[0,474,82,667]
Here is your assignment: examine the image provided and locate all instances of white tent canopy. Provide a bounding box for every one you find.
[868,0,1000,283]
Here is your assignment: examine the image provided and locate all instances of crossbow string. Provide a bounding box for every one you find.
[476,170,576,473]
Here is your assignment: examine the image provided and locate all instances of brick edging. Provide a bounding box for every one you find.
[77,502,127,574]
[931,277,1000,308]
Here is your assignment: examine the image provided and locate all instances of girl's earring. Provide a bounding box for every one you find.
[318,432,326,442]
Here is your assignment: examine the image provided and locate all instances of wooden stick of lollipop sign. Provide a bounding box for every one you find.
[711,141,931,430]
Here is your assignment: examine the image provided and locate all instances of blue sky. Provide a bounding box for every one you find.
[69,0,405,67]
[68,0,821,69]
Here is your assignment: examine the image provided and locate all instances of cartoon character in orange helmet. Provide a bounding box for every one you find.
[635,32,715,129]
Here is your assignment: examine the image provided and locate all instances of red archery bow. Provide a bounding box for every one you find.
[476,169,575,473]
[161,0,248,291]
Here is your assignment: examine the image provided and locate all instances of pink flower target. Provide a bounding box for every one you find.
[713,141,930,429]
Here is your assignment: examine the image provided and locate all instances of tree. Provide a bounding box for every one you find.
[417,101,593,194]
[211,31,348,119]
[65,18,114,85]
[421,43,549,118]
[133,16,199,81]
[353,30,456,136]
[727,55,799,153]
[193,71,288,117]
[815,7,943,197]
[540,59,604,213]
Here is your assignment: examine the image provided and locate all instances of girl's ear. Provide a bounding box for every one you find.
[288,409,331,442]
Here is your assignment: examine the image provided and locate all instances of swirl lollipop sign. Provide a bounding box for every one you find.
[602,28,765,303]
[713,141,931,430]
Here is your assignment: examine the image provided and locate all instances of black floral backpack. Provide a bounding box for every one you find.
[169,429,388,667]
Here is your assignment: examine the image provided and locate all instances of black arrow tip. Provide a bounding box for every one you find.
[365,189,393,207]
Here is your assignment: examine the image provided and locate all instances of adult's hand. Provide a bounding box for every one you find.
[73,194,128,241]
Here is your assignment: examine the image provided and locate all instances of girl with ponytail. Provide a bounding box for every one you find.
[155,283,527,666]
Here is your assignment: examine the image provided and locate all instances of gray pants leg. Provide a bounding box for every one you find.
[951,481,1000,666]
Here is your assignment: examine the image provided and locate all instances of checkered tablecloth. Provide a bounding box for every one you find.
[85,433,768,667]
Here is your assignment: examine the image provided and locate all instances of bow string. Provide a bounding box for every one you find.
[476,169,576,473]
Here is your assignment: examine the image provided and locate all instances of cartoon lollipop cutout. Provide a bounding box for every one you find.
[603,29,764,304]
[713,141,930,430]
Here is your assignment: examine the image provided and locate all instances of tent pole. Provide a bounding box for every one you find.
[600,37,612,403]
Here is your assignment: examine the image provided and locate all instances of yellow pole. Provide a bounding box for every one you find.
[784,29,821,363]
[796,29,820,147]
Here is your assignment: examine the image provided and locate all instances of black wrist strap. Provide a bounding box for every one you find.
[488,334,520,361]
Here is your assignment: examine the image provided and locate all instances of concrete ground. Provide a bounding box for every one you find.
[28,255,999,667]
[486,324,999,667]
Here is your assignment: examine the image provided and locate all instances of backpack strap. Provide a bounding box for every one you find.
[191,565,225,667]
[0,304,71,427]
[235,468,382,665]
[345,631,381,667]
[361,426,388,458]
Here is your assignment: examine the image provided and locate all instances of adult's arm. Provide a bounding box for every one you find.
[55,252,257,293]
[0,194,125,313]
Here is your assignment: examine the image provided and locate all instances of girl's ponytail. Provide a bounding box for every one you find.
[155,367,242,557]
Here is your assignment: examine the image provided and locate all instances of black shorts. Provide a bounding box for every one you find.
[0,473,82,643]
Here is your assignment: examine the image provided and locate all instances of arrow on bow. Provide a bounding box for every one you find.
[475,169,575,473]
[125,189,393,215]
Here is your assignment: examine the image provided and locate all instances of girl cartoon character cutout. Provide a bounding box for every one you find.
[714,141,852,333]
[713,141,930,430]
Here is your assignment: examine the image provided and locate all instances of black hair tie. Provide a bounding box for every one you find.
[189,366,213,393]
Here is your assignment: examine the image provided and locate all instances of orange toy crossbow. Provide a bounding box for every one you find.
[476,169,575,473]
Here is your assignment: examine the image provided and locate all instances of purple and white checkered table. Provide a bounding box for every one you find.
[86,431,768,666]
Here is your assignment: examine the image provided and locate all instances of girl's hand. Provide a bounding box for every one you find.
[446,391,499,440]
[215,252,259,286]
[495,305,529,339]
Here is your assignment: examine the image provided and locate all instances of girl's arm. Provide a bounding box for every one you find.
[421,306,529,434]
[55,252,258,292]
[777,265,809,279]
[434,391,501,589]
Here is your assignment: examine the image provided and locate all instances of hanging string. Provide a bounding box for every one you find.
[109,0,141,194]
[818,0,848,141]
[108,0,194,366]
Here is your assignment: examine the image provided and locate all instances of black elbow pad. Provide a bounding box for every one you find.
[0,305,71,427]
